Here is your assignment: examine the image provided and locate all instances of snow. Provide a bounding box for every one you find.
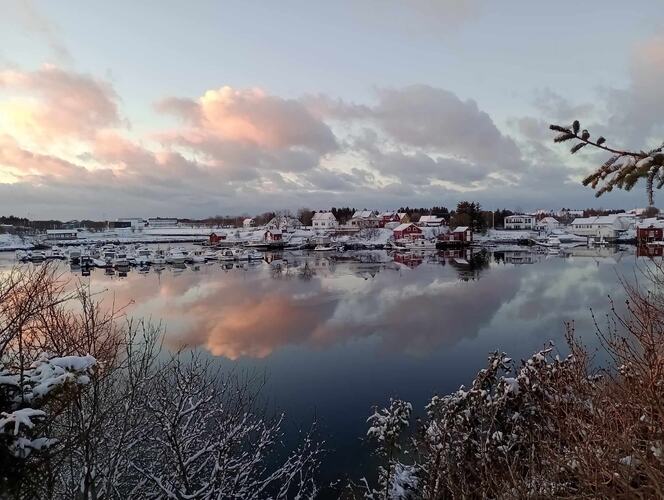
[0,408,46,435]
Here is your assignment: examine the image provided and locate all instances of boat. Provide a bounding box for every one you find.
[314,245,335,252]
[68,247,81,264]
[186,249,206,264]
[134,247,153,266]
[166,248,186,265]
[534,237,561,248]
[219,249,235,261]
[113,249,129,267]
[404,239,437,250]
[15,250,29,262]
[100,246,116,266]
[203,249,220,260]
[151,249,167,265]
[245,249,263,260]
[31,251,46,262]
[49,247,66,259]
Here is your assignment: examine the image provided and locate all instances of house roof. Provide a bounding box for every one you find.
[46,229,78,234]
[538,216,559,224]
[266,229,282,235]
[243,218,254,223]
[419,215,444,223]
[312,212,337,221]
[352,210,376,218]
[393,223,420,232]
[636,217,664,229]
[453,226,469,233]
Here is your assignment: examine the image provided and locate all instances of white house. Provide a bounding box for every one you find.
[312,211,338,230]
[570,214,633,240]
[536,216,561,231]
[504,214,536,230]
[243,218,255,229]
[418,215,446,227]
[349,210,380,229]
[266,215,304,231]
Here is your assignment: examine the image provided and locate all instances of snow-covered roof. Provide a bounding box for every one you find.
[393,223,420,232]
[243,218,254,223]
[636,217,664,229]
[312,212,337,221]
[352,210,376,219]
[571,214,629,225]
[453,226,469,233]
[505,214,535,220]
[265,229,282,235]
[419,215,444,223]
[537,216,559,224]
[46,229,78,234]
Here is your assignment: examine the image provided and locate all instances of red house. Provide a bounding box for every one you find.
[264,229,283,242]
[393,223,423,240]
[636,220,664,244]
[379,211,401,227]
[438,226,473,244]
[209,232,226,245]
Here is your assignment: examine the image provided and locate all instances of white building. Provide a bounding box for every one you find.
[312,211,338,230]
[243,218,255,229]
[570,214,633,240]
[536,216,561,231]
[504,214,536,230]
[349,210,380,229]
[45,229,78,240]
[557,209,585,218]
[116,217,145,229]
[147,217,178,227]
[266,215,304,232]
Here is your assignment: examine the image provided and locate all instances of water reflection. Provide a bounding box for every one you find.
[0,245,648,483]
[19,247,635,362]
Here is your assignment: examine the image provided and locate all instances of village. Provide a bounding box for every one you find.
[2,205,663,268]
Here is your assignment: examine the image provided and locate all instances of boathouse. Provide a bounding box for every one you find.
[264,229,283,242]
[636,218,664,244]
[209,232,226,245]
[393,223,423,240]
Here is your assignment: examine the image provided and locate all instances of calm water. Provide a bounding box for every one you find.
[0,245,645,485]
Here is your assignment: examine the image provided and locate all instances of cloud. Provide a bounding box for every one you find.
[0,65,121,144]
[157,86,337,153]
[606,33,664,145]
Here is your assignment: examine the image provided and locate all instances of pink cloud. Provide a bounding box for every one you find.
[0,65,121,144]
[157,86,336,153]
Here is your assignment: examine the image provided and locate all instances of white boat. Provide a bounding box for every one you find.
[534,237,561,248]
[49,247,66,259]
[404,239,437,250]
[113,249,129,267]
[31,251,46,262]
[134,247,153,265]
[15,250,29,261]
[166,249,186,265]
[245,249,263,260]
[219,249,235,261]
[314,245,334,252]
[68,247,81,264]
[203,249,220,260]
[186,249,206,263]
[100,246,116,266]
[151,249,167,265]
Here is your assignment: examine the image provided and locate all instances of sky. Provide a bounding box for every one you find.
[1,0,664,219]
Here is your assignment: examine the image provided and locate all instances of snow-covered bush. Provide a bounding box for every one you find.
[355,260,664,499]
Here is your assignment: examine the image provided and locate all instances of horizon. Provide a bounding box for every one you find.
[2,1,664,218]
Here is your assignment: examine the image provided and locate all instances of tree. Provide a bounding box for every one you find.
[550,120,664,205]
[298,208,315,226]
